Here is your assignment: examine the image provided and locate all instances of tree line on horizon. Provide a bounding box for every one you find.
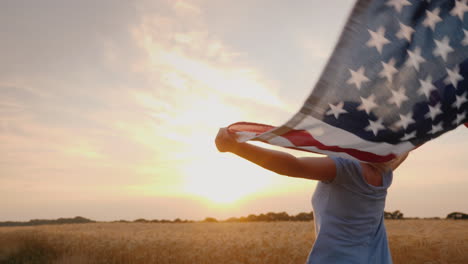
[0,216,94,227]
[1,211,468,227]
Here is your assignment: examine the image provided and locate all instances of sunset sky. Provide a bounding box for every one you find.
[1,0,467,222]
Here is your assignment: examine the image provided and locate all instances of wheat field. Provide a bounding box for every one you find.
[1,220,468,264]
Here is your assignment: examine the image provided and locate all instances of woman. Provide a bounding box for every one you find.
[215,127,408,264]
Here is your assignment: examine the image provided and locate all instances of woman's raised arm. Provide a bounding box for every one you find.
[215,128,336,181]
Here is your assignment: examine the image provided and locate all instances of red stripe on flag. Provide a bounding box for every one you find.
[228,122,275,134]
[228,122,396,163]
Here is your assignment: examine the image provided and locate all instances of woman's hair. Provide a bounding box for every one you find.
[368,152,409,174]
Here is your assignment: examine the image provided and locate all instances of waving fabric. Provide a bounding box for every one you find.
[229,0,468,162]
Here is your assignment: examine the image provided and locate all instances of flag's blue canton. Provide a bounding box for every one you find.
[306,0,468,146]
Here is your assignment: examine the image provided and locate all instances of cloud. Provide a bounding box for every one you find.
[0,0,294,218]
[132,12,286,107]
[173,0,202,15]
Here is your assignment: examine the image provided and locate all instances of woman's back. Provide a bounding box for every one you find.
[307,157,393,264]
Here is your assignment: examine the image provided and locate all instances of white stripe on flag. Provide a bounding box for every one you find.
[294,113,415,156]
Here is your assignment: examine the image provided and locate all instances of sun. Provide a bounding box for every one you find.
[182,150,273,204]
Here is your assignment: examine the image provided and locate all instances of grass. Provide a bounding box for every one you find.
[1,220,468,263]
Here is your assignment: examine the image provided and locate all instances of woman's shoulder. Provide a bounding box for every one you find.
[331,157,390,188]
[327,157,361,184]
[360,163,384,187]
[330,156,361,173]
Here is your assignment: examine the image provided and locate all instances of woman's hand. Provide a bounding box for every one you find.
[215,127,239,153]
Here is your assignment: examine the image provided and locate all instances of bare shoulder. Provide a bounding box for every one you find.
[291,156,336,182]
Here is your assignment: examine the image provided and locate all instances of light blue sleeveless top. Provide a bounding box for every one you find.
[307,157,393,264]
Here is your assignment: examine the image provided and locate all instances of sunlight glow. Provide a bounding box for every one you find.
[182,154,273,204]
[129,20,296,205]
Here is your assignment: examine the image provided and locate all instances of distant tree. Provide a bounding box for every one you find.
[266,212,277,221]
[203,217,218,223]
[384,211,393,219]
[247,214,258,222]
[390,210,404,219]
[257,213,269,222]
[384,210,404,219]
[172,218,191,223]
[134,218,149,223]
[293,212,314,221]
[72,216,93,223]
[447,212,468,220]
[393,210,404,219]
[275,212,291,221]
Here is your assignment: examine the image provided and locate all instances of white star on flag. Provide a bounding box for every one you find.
[450,0,468,21]
[366,27,390,54]
[400,131,416,141]
[463,29,468,46]
[386,0,412,13]
[453,112,467,125]
[347,66,370,89]
[365,118,385,136]
[423,8,442,31]
[430,122,444,134]
[406,47,425,71]
[444,65,463,88]
[326,101,348,119]
[418,76,437,99]
[396,21,415,42]
[395,112,415,129]
[357,94,378,114]
[379,58,398,83]
[425,103,443,120]
[433,36,454,62]
[388,86,409,107]
[453,92,468,109]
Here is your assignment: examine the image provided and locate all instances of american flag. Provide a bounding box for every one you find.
[228,0,468,163]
